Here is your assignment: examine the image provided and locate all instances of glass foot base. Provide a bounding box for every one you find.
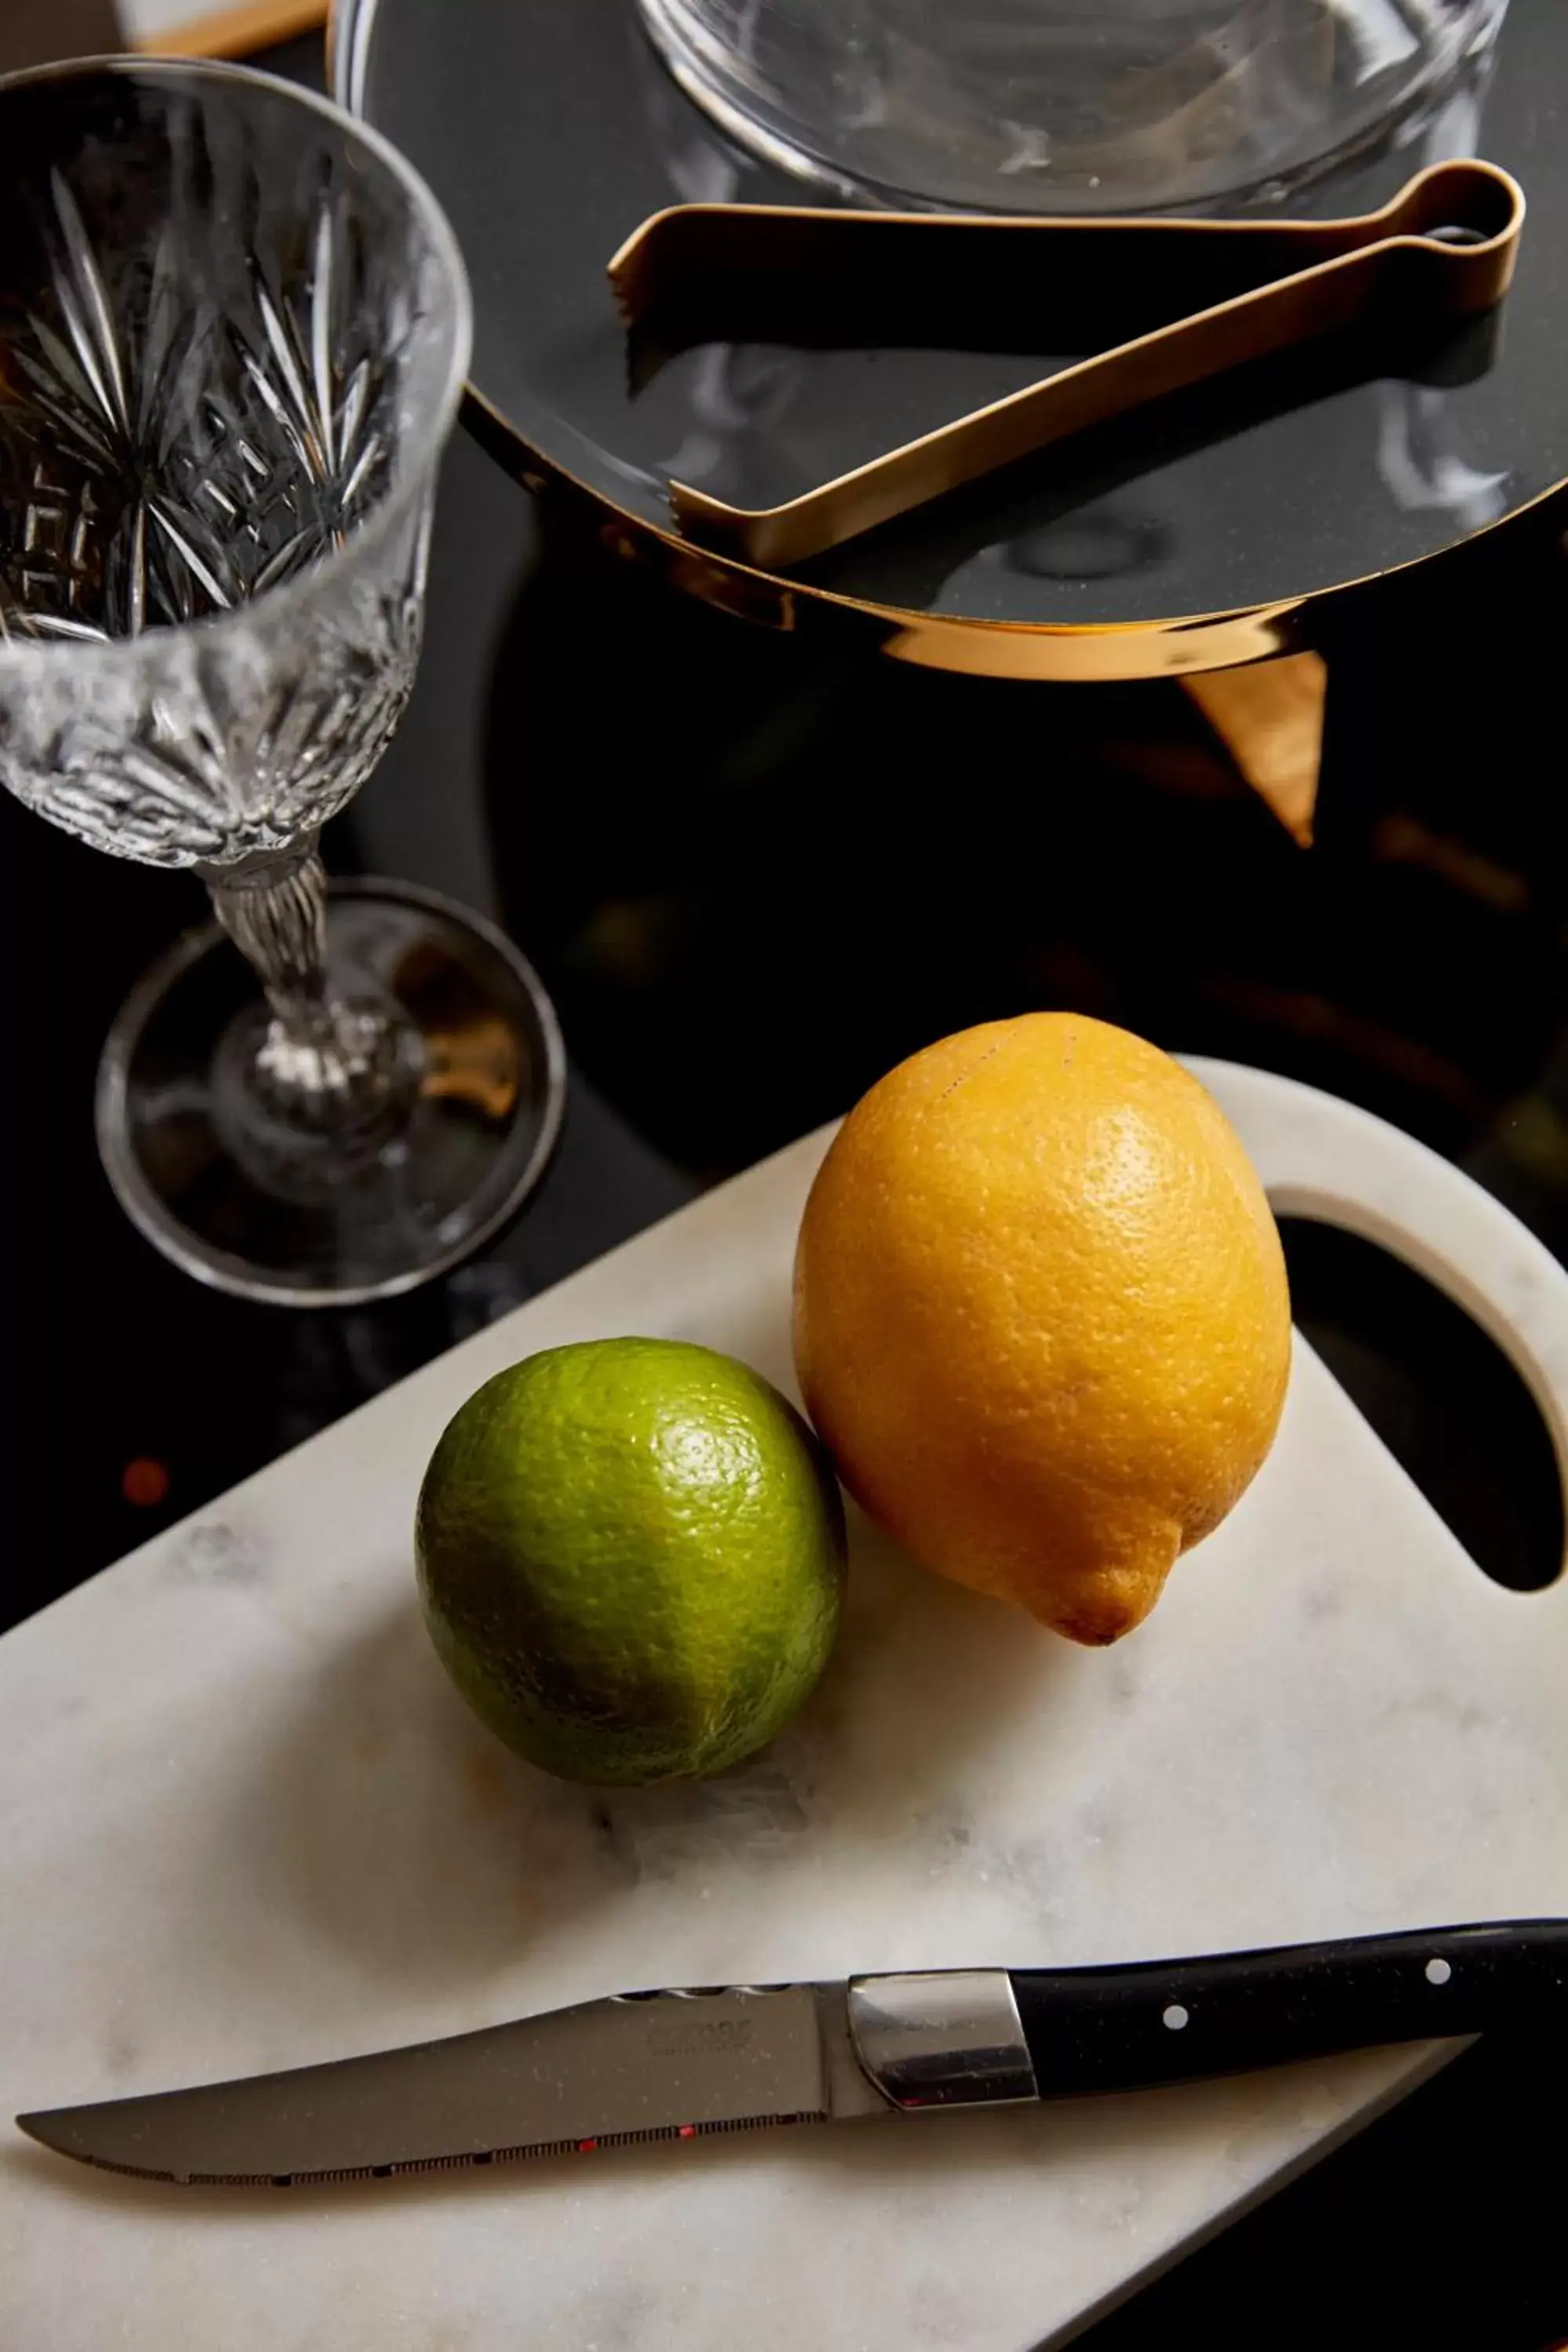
[96,878,566,1307]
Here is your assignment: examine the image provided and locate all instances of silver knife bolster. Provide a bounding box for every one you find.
[844,1971,1040,2110]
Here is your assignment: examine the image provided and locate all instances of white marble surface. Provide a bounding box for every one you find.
[3,1063,1567,2352]
[120,2,230,37]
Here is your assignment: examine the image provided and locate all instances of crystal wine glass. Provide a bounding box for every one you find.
[0,58,562,1305]
[636,0,1508,216]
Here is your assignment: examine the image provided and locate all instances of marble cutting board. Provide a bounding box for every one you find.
[4,1059,1568,2352]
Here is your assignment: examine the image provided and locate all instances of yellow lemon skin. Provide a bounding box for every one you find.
[793,1015,1290,1645]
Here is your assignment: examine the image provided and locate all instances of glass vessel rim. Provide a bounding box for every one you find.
[0,52,474,668]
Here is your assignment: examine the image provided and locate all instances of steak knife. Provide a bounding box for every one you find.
[18,1920,1568,2188]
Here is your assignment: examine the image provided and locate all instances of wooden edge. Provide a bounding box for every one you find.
[1183,651,1327,845]
[129,0,327,58]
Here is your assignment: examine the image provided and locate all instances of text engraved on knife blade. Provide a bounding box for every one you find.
[646,2018,754,2058]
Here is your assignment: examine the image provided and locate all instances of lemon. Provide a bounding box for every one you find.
[416,1338,846,1785]
[793,1015,1290,1645]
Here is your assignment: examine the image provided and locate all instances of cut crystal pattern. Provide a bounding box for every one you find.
[0,67,459,866]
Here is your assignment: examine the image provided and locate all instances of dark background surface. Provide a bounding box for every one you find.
[8,16,1568,2352]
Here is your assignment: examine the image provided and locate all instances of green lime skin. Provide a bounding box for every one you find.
[415,1338,847,1786]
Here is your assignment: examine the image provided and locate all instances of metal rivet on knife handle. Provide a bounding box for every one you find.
[607,158,1525,570]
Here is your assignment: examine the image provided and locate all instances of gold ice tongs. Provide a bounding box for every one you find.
[608,159,1525,570]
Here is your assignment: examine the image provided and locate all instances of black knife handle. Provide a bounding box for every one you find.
[1010,1920,1568,2099]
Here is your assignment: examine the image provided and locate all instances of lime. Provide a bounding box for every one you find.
[415,1338,847,1786]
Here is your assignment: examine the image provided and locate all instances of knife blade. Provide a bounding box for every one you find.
[18,1920,1568,2187]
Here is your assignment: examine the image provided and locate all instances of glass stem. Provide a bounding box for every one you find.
[207,840,330,1026]
[201,839,415,1133]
